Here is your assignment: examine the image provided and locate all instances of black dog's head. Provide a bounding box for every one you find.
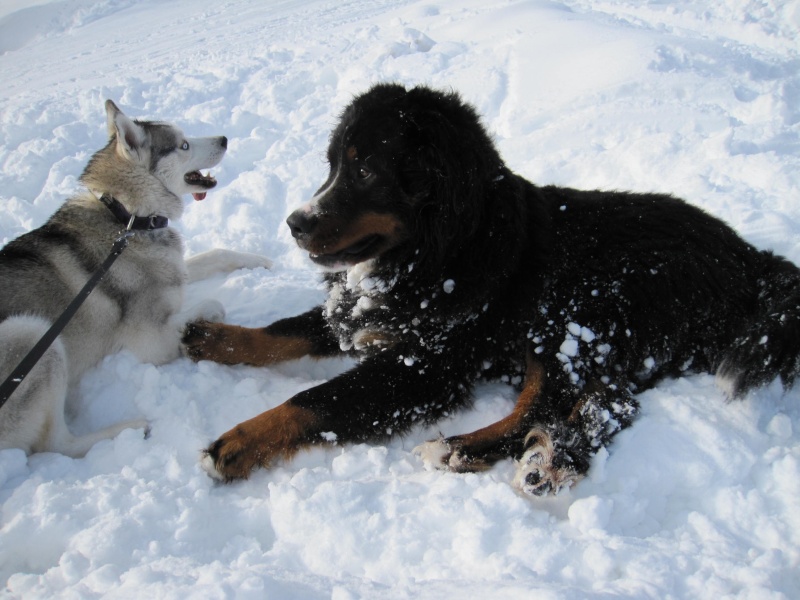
[286,83,508,274]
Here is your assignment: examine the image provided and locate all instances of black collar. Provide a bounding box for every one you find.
[98,194,169,231]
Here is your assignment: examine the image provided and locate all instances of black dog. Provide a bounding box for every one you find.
[184,83,800,495]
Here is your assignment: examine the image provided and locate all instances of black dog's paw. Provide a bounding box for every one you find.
[180,320,242,364]
[413,435,495,473]
[512,425,590,496]
[181,319,210,340]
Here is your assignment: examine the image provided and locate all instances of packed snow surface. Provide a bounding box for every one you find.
[1,0,799,597]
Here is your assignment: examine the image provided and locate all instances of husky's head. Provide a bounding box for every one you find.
[82,101,227,218]
[105,100,227,201]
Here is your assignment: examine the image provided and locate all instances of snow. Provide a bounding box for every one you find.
[1,0,799,597]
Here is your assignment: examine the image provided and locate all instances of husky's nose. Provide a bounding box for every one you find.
[220,136,228,149]
[287,209,318,239]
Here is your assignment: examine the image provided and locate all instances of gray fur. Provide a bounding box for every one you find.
[0,101,271,456]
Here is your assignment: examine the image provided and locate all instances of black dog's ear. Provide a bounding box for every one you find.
[412,109,472,213]
[405,100,498,236]
[396,106,484,275]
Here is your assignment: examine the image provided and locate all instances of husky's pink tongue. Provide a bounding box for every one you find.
[185,171,216,200]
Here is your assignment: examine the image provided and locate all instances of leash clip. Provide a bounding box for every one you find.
[115,227,137,251]
[117,215,137,248]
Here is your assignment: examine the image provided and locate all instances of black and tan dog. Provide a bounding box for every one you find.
[184,83,800,495]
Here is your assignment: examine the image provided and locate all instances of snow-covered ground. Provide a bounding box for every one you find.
[1,0,799,597]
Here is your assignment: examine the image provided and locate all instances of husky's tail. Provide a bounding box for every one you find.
[717,251,800,398]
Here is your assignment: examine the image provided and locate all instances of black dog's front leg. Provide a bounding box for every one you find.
[183,307,341,365]
[202,351,472,481]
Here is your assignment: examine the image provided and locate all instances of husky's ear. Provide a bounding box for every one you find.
[105,99,145,157]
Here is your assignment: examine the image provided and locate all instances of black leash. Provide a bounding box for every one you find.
[0,195,168,409]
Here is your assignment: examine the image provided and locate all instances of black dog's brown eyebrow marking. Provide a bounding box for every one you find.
[346,145,357,161]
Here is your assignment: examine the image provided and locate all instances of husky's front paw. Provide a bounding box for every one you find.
[230,252,273,271]
[512,426,588,496]
[186,249,273,283]
[183,299,226,324]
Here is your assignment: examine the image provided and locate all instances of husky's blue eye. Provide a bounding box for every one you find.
[181,141,189,151]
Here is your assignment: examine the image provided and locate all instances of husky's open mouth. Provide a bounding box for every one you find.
[185,171,217,200]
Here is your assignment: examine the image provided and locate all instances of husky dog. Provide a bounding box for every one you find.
[0,100,271,457]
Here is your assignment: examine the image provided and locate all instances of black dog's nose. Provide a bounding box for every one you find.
[286,209,317,238]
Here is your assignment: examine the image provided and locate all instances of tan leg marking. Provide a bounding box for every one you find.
[415,354,546,472]
[183,321,313,366]
[202,402,319,481]
[449,357,545,455]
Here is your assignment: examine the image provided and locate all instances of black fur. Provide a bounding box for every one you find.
[194,83,800,491]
